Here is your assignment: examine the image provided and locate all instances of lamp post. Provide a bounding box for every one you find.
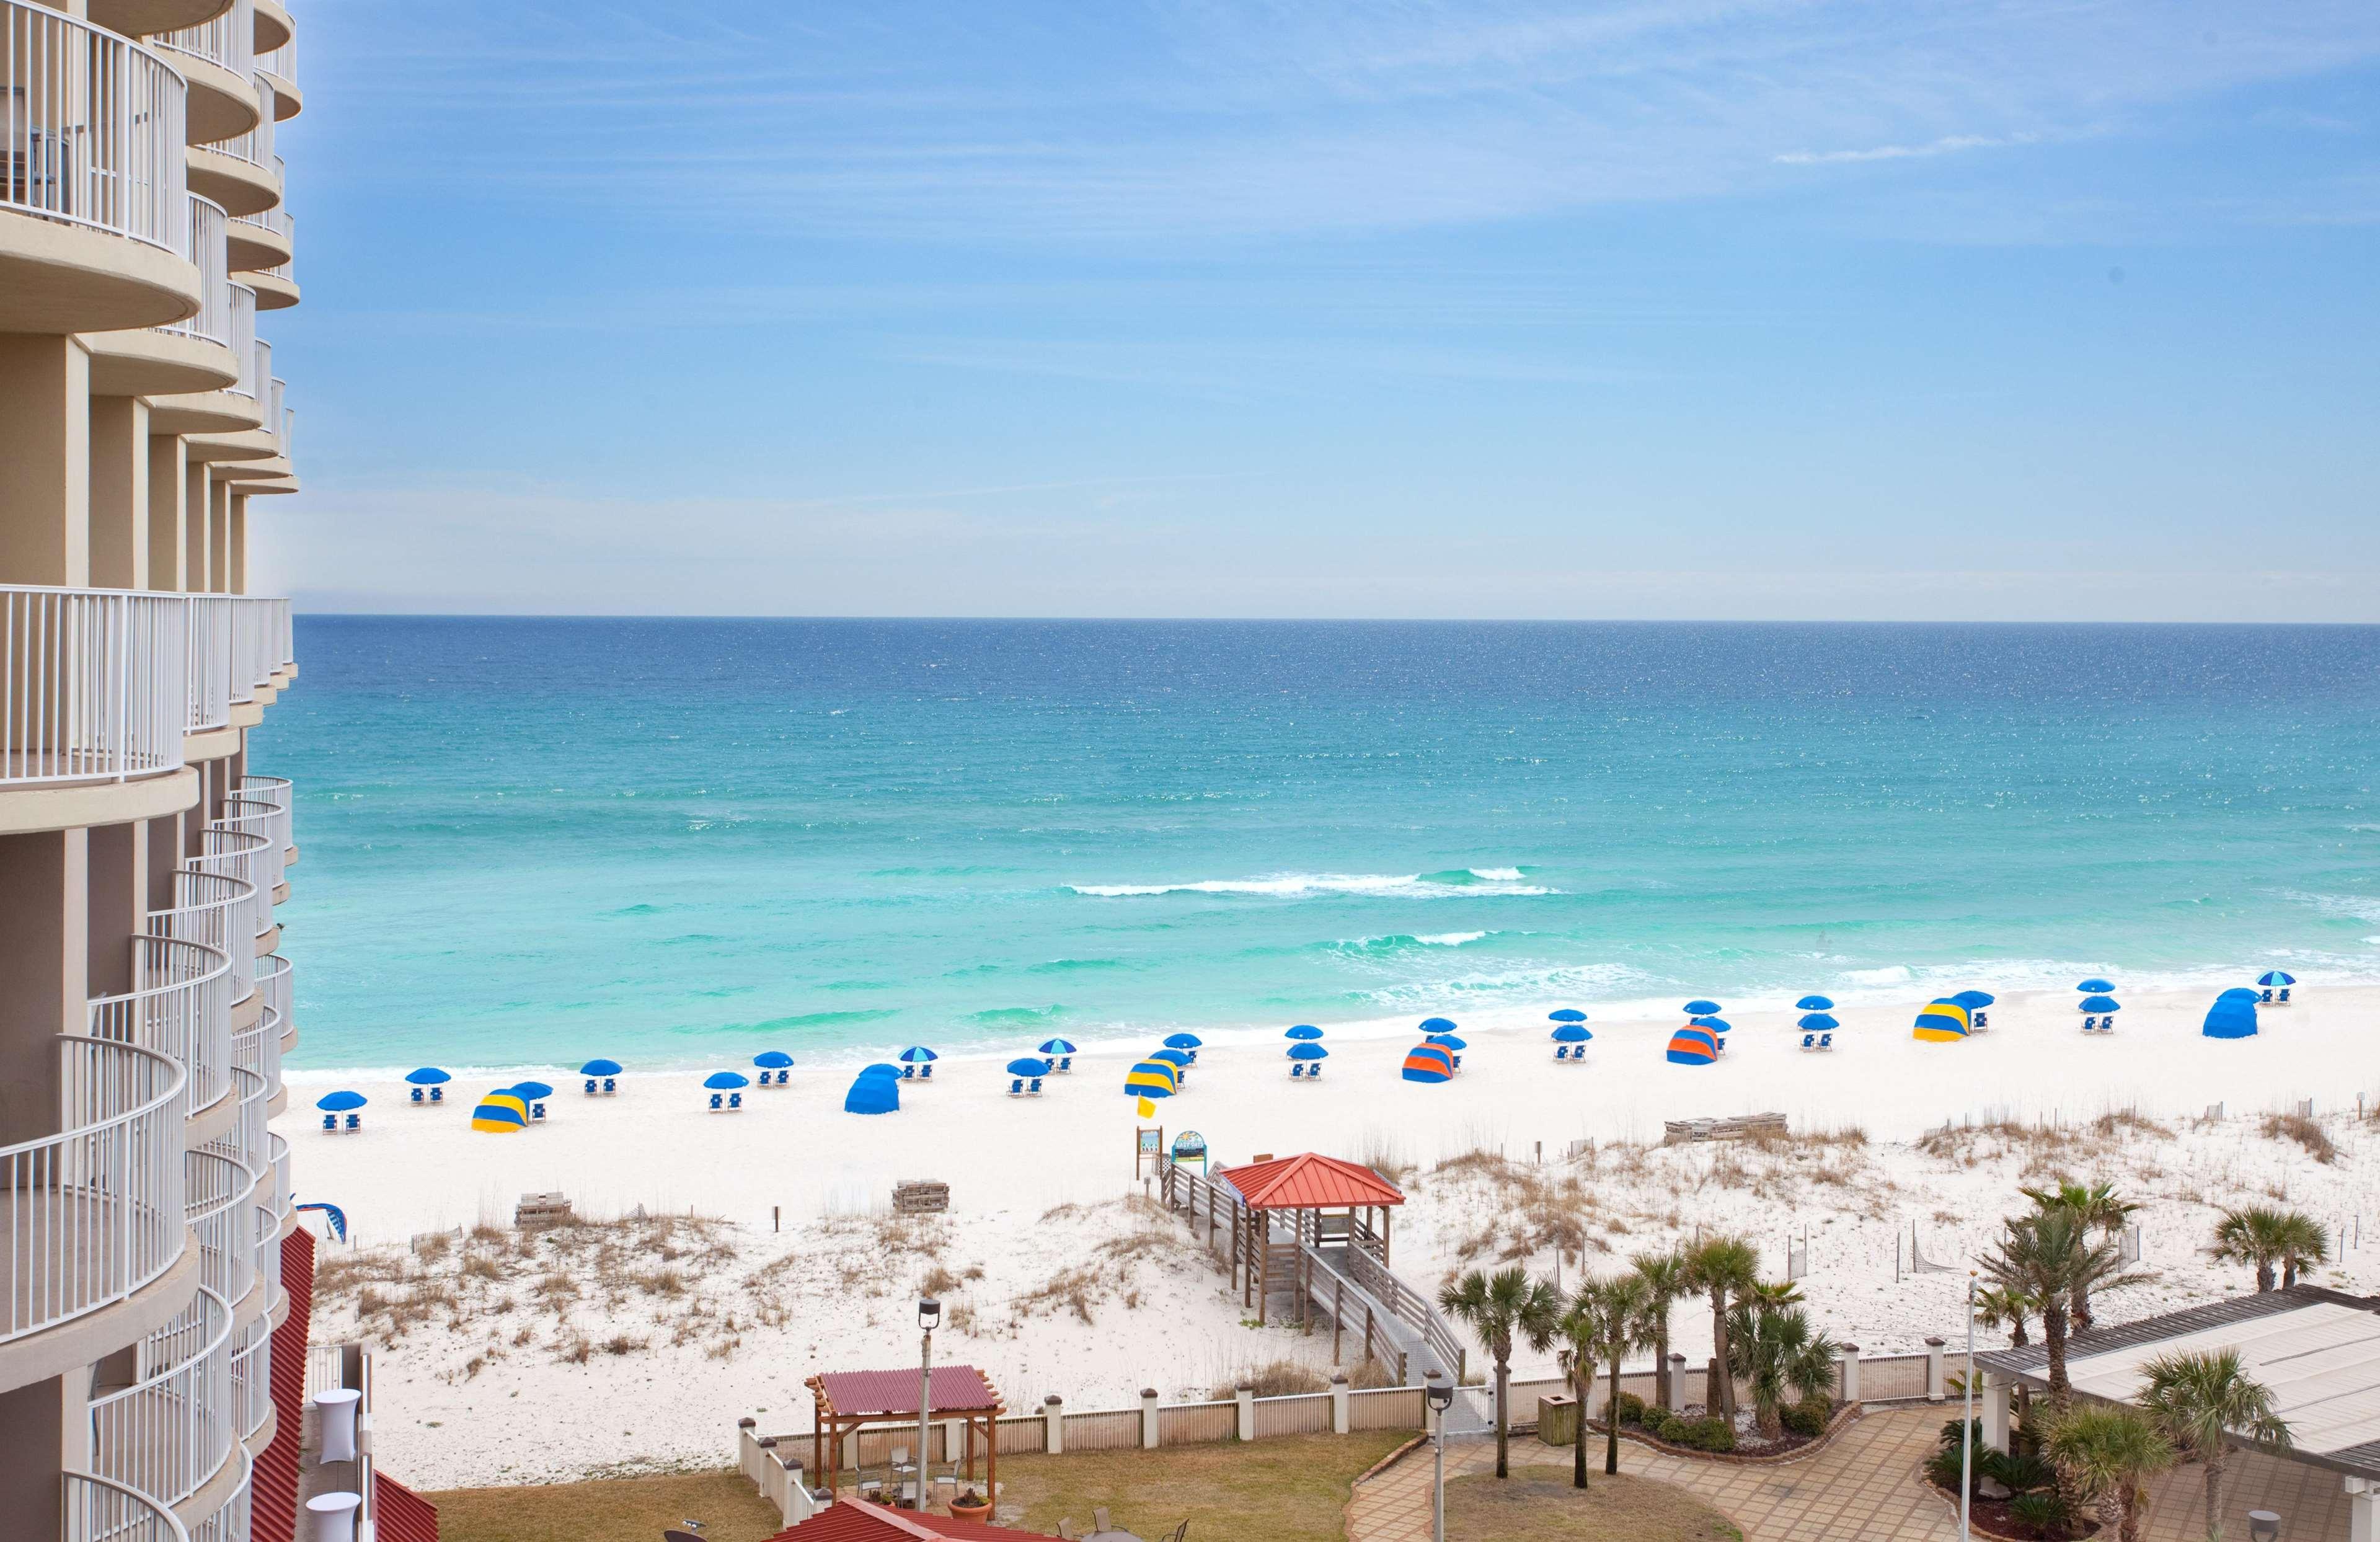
[1425,1370,1454,1542]
[1962,1272,1976,1542]
[916,1298,940,1512]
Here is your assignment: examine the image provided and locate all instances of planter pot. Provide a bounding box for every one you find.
[947,1500,993,1522]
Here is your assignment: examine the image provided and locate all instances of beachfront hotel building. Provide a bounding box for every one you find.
[1,0,322,1537]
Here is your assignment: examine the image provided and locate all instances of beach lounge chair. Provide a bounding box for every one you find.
[709,1092,723,1110]
[2081,1015,2097,1033]
[1553,1045,1567,1061]
[1972,1011,1989,1030]
[2279,988,2292,1005]
[1028,1077,1044,1096]
[918,1063,932,1081]
[728,1091,743,1109]
[1819,1032,1833,1050]
[344,1113,361,1131]
[1309,1063,1321,1078]
[901,1065,916,1079]
[321,1113,335,1131]
[529,1101,547,1120]
[1290,1063,1304,1079]
[604,1076,617,1093]
[584,1078,597,1094]
[1799,1033,1815,1051]
[1009,1078,1024,1096]
[431,1086,443,1101]
[410,1086,425,1103]
[1056,1055,1073,1073]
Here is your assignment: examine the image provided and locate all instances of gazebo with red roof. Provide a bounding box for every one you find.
[1219,1152,1406,1327]
[766,1495,1048,1541]
[805,1365,1006,1502]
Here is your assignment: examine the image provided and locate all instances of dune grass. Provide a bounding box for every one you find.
[424,1468,781,1542]
[1446,1465,1743,1541]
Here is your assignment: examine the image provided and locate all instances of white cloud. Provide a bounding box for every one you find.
[1773,131,2037,166]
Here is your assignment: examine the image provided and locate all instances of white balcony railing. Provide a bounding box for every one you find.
[185,593,231,730]
[231,332,267,404]
[86,935,233,1125]
[228,1308,271,1442]
[151,867,257,1009]
[1,2,190,255]
[154,194,230,347]
[192,825,269,953]
[63,1469,188,1542]
[187,1440,252,1542]
[235,774,293,862]
[216,794,284,893]
[209,1062,267,1194]
[153,0,252,102]
[265,1133,289,1225]
[185,1149,256,1313]
[0,1039,187,1345]
[213,75,273,171]
[259,33,293,90]
[265,374,285,453]
[88,1282,234,1512]
[229,596,277,698]
[1,587,189,787]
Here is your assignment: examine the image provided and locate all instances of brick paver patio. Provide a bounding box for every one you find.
[1346,1406,2360,1541]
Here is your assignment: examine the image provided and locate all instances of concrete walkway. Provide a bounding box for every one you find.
[1345,1405,2361,1541]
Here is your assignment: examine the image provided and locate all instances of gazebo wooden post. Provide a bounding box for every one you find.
[986,1412,997,1500]
[1382,1205,1392,1265]
[1259,1225,1270,1325]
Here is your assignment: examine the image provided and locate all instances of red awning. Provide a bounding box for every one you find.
[1224,1152,1405,1211]
[812,1365,1003,1419]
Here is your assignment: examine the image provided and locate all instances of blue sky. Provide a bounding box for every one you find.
[252,1,2380,619]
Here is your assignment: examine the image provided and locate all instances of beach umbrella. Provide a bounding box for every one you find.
[754,1050,795,1070]
[1795,995,1834,1012]
[702,1071,750,1091]
[1006,1057,1052,1078]
[2079,995,2120,1014]
[314,1091,366,1112]
[1952,991,1995,1010]
[2257,971,2297,988]
[1150,1047,1193,1068]
[1551,1022,1591,1044]
[1285,1024,1325,1041]
[579,1058,623,1077]
[1683,999,1722,1017]
[1400,1044,1456,1084]
[1691,1016,1733,1035]
[1419,1017,1459,1035]
[896,1047,937,1065]
[1038,1038,1078,1055]
[859,1062,904,1079]
[1665,1026,1720,1065]
[844,1074,900,1115]
[1163,1033,1203,1050]
[1289,1042,1329,1062]
[2076,978,2115,994]
[1912,1000,1972,1042]
[2203,995,2258,1040]
[1797,1012,1839,1031]
[2216,987,2262,1003]
[508,1081,554,1101]
[403,1067,449,1087]
[470,1091,529,1133]
[1549,1009,1588,1025]
[1423,1032,1467,1050]
[1125,1058,1179,1117]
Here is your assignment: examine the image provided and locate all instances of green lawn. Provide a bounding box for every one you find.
[425,1469,784,1542]
[991,1430,1415,1541]
[1446,1464,1744,1542]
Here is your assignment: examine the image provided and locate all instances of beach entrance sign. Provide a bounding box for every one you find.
[1136,1125,1165,1178]
[1912,999,1972,1041]
[1170,1130,1208,1172]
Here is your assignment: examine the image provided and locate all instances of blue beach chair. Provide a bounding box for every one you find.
[729,1092,743,1109]
[321,1113,335,1131]
[918,1063,932,1081]
[2279,988,2292,1005]
[410,1087,425,1103]
[1008,1079,1024,1097]
[529,1101,547,1120]
[344,1113,360,1132]
[709,1092,723,1110]
[1800,1033,1815,1051]
[1309,1062,1322,1079]
[1819,1032,1833,1050]
[1290,1063,1305,1079]
[1056,1056,1073,1073]
[1027,1078,1043,1096]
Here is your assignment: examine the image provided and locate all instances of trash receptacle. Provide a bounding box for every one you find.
[1537,1393,1578,1447]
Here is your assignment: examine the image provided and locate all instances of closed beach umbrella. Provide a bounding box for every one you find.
[1952,990,1995,1011]
[1795,995,1834,1012]
[1038,1038,1079,1055]
[1149,1047,1193,1068]
[1683,999,1722,1017]
[755,1050,795,1070]
[2203,995,2259,1040]
[1163,1033,1203,1050]
[1551,1022,1591,1044]
[1285,1024,1325,1040]
[1912,1000,1972,1042]
[315,1091,366,1112]
[471,1092,529,1133]
[579,1058,623,1077]
[1423,1032,1467,1050]
[404,1067,449,1087]
[2079,995,2120,1014]
[703,1071,750,1091]
[844,1074,900,1115]
[508,1080,554,1101]
[1289,1042,1329,1061]
[1797,1012,1839,1031]
[1400,1044,1456,1083]
[1665,1026,1720,1065]
[1691,1016,1732,1035]
[2257,971,2296,988]
[2076,978,2115,994]
[895,1047,937,1065]
[1006,1057,1052,1077]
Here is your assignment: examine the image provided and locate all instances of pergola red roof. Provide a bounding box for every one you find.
[1225,1151,1405,1210]
[767,1497,1048,1541]
[810,1365,1002,1419]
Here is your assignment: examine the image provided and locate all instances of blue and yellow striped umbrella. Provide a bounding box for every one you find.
[471,1091,529,1133]
[1124,1058,1179,1118]
[1665,1026,1720,1065]
[1912,1000,1971,1042]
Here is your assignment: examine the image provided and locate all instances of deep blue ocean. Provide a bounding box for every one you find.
[254,619,2380,1072]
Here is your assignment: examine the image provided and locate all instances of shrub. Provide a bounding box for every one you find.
[1939,1416,1983,1453]
[1780,1401,1825,1437]
[1652,1412,1690,1444]
[2007,1491,2071,1535]
[1925,1445,1972,1491]
[1982,1448,2056,1495]
[1681,1416,1735,1453]
[1611,1391,1648,1427]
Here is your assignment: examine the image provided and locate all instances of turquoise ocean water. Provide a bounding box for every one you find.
[257,619,2380,1073]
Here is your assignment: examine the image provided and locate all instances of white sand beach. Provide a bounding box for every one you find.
[286,984,2380,1486]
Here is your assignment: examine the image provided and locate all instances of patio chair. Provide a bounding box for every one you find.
[529,1101,547,1119]
[584,1078,599,1094]
[902,1065,916,1079]
[1009,1078,1024,1096]
[728,1092,743,1109]
[431,1086,445,1102]
[1057,1055,1073,1072]
[1028,1077,1044,1095]
[1818,1032,1833,1050]
[410,1087,425,1103]
[919,1063,933,1080]
[2279,988,2293,1004]
[604,1076,618,1093]
[321,1114,335,1131]
[344,1113,361,1131]
[1094,1509,1112,1534]
[1290,1063,1304,1079]
[2260,988,2273,1004]
[709,1092,723,1110]
[1309,1063,1322,1078]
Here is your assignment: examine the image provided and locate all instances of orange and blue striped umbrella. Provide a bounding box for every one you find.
[1400,1043,1455,1083]
[1912,1000,1971,1042]
[1665,1026,1720,1065]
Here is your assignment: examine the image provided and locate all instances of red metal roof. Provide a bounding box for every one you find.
[252,1227,318,1542]
[768,1497,1050,1540]
[374,1472,441,1542]
[811,1366,1003,1419]
[1223,1152,1405,1211]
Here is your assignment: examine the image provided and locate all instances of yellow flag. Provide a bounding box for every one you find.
[1136,1096,1156,1119]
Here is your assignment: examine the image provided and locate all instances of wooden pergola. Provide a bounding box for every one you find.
[1221,1152,1406,1327]
[805,1365,1004,1502]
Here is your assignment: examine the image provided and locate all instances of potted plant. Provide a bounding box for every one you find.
[947,1489,992,1521]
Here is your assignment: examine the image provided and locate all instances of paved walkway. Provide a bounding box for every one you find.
[1345,1406,2358,1541]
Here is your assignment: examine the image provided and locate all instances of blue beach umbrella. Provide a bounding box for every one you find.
[896,1046,937,1065]
[1691,1016,1733,1035]
[1952,991,1995,1011]
[702,1071,750,1091]
[2077,978,2116,995]
[315,1090,366,1112]
[508,1081,554,1101]
[2079,995,2120,1014]
[1289,1042,1329,1061]
[1038,1038,1078,1055]
[1150,1048,1193,1068]
[1424,1032,1467,1050]
[1163,1033,1203,1050]
[2217,987,2261,1003]
[1797,1012,1839,1031]
[1683,999,1722,1017]
[1549,1009,1587,1025]
[1285,1024,1325,1041]
[1419,1017,1459,1035]
[1795,995,1835,1012]
[2257,971,2297,988]
[403,1067,449,1087]
[1551,1022,1591,1044]
[1006,1057,1052,1078]
[845,1075,900,1114]
[754,1050,795,1070]
[859,1062,904,1079]
[2203,995,2258,1040]
[579,1058,623,1078]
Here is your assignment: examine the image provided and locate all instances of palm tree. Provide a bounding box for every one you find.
[1440,1264,1564,1479]
[1975,1285,2035,1348]
[1630,1250,1688,1411]
[1724,1297,1838,1438]
[2023,1180,2139,1328]
[2211,1206,2328,1292]
[2140,1348,2291,1542]
[2276,1212,2329,1288]
[1681,1235,1761,1422]
[1558,1275,1657,1485]
[1981,1209,2125,1412]
[2044,1404,2175,1542]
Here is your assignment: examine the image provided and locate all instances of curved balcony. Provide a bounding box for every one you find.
[184,84,273,218]
[185,1151,256,1319]
[149,867,256,1012]
[228,597,280,703]
[187,1439,250,1542]
[256,35,296,120]
[145,319,263,438]
[223,198,283,272]
[215,796,285,897]
[88,1283,235,1517]
[1,2,199,332]
[0,1040,187,1350]
[86,193,239,396]
[89,0,234,39]
[190,827,270,954]
[241,958,286,1091]
[86,935,234,1128]
[0,587,190,794]
[228,1308,271,1446]
[151,0,255,146]
[234,776,294,872]
[63,1468,188,1542]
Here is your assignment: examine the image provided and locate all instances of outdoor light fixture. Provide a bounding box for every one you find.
[915,1299,942,1510]
[1425,1372,1454,1414]
[2249,1512,2281,1542]
[918,1298,941,1331]
[1425,1371,1454,1542]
